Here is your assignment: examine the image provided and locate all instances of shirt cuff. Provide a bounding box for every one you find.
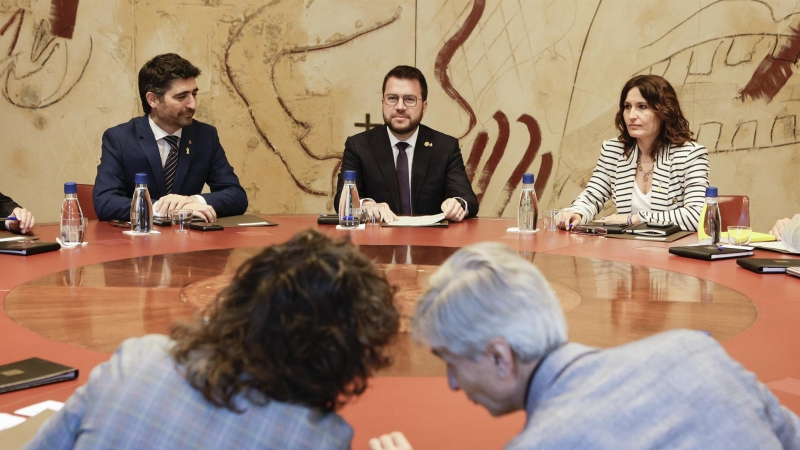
[193,195,207,205]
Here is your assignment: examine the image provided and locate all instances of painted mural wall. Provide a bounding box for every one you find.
[1,0,798,232]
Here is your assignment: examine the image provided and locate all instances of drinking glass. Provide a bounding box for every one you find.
[171,209,193,233]
[727,226,752,245]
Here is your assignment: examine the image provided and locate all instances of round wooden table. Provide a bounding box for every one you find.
[2,216,798,448]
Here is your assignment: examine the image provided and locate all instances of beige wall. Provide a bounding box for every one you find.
[1,0,798,231]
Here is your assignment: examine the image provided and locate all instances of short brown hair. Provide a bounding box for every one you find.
[171,229,399,412]
[614,75,693,158]
[138,53,201,114]
[383,65,428,101]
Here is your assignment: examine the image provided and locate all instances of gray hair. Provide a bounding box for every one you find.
[411,242,568,362]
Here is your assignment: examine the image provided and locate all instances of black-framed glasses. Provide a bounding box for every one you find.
[383,94,419,107]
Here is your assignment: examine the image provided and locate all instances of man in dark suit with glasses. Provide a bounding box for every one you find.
[334,65,478,222]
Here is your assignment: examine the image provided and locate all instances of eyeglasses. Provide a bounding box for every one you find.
[383,94,419,107]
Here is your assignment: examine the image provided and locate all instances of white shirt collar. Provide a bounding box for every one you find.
[148,115,183,141]
[387,126,419,149]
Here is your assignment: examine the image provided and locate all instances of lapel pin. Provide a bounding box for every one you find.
[424,141,432,147]
[186,148,190,155]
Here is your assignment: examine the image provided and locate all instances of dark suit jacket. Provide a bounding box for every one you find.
[0,191,20,218]
[93,116,248,221]
[334,125,478,218]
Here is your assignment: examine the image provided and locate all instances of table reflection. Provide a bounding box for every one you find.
[5,246,756,376]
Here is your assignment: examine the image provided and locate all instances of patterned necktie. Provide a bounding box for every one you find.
[396,141,411,215]
[163,135,179,194]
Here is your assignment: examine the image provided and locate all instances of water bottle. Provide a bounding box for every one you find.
[518,173,538,232]
[60,182,84,247]
[338,170,361,228]
[130,173,153,233]
[698,186,721,245]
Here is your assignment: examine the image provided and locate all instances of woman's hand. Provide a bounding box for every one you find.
[770,217,791,241]
[555,210,582,230]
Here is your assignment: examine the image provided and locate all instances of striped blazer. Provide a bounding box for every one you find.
[568,139,709,231]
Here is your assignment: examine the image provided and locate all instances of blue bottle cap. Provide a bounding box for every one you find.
[64,182,77,194]
[522,173,534,184]
[705,186,718,197]
[135,173,148,184]
[343,170,356,181]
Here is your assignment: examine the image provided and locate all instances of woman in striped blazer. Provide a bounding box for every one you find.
[557,75,709,231]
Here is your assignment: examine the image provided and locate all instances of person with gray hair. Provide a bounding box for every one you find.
[370,242,800,450]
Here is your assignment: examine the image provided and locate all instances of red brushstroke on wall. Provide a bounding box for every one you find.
[434,0,485,139]
[740,25,800,102]
[49,0,80,39]
[1,9,24,56]
[465,130,488,182]
[491,114,551,215]
[475,110,509,204]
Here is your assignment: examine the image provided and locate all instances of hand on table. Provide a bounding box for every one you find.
[7,207,35,233]
[441,198,466,222]
[185,203,217,223]
[369,431,413,450]
[363,200,398,223]
[555,210,582,230]
[770,218,790,241]
[154,194,195,217]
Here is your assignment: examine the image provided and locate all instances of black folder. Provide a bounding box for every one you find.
[0,358,78,394]
[669,245,754,260]
[0,241,61,256]
[736,258,800,273]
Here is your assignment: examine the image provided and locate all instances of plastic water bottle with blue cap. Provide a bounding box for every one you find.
[698,186,721,245]
[518,173,538,232]
[338,170,362,228]
[60,182,84,247]
[130,173,153,233]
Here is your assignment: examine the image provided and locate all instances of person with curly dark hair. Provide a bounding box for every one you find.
[25,229,399,449]
[557,75,710,231]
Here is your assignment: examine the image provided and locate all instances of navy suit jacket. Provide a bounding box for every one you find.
[333,125,478,218]
[0,190,20,218]
[93,116,248,221]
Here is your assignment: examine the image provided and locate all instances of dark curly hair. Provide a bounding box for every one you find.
[614,74,694,159]
[170,229,399,413]
[383,65,428,101]
[138,53,201,114]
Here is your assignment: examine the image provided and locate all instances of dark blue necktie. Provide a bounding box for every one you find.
[396,142,411,215]
[163,135,179,194]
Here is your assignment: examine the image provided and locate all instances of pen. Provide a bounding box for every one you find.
[716,244,724,251]
[5,216,17,221]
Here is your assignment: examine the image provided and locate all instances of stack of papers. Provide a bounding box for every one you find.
[384,213,446,227]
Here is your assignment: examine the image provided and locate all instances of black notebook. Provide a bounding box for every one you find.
[0,357,78,394]
[669,245,754,260]
[737,258,800,273]
[0,240,61,256]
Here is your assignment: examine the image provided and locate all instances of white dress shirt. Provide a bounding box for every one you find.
[147,116,205,206]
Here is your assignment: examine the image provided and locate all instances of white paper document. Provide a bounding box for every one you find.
[14,400,64,417]
[384,213,446,227]
[0,413,25,431]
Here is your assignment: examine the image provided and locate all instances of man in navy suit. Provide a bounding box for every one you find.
[93,53,247,222]
[334,66,478,222]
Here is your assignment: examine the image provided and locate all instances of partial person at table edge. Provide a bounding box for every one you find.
[770,217,792,240]
[370,242,800,450]
[0,189,35,234]
[556,75,709,231]
[93,53,247,223]
[23,230,399,449]
[333,65,478,223]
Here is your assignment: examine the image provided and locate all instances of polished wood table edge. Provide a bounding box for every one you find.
[2,216,800,414]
